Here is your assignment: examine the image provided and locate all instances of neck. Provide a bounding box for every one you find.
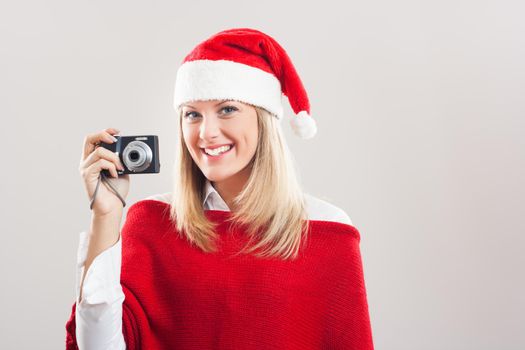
[212,164,253,211]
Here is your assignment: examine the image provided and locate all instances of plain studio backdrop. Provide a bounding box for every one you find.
[1,0,523,349]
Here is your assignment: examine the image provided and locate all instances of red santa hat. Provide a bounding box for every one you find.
[173,28,317,139]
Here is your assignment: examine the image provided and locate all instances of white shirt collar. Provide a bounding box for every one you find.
[203,179,230,211]
[146,180,352,225]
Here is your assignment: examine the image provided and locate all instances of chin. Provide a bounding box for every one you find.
[202,169,237,183]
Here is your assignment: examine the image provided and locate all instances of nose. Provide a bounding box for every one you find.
[199,114,220,141]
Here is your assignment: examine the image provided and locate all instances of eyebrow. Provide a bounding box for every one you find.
[183,100,232,109]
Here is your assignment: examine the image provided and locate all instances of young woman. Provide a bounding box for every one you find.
[66,28,374,350]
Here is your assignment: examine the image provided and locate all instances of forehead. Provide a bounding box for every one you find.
[182,99,236,109]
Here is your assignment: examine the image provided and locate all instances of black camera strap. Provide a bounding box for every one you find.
[89,171,126,210]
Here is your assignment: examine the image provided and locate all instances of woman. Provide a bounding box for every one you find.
[66,28,374,349]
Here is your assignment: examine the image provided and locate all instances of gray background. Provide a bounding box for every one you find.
[1,0,524,349]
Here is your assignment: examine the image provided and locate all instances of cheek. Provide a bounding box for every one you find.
[241,127,258,157]
[181,125,188,142]
[249,117,259,150]
[250,130,258,153]
[182,124,195,139]
[182,127,198,155]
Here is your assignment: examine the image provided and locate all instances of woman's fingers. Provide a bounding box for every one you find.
[81,128,120,161]
[79,128,131,215]
[81,146,124,173]
[86,158,119,179]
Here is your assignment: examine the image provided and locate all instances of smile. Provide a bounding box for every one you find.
[201,144,234,159]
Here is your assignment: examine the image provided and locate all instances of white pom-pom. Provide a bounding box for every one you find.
[289,111,317,139]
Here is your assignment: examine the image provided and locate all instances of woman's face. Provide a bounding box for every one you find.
[181,99,258,183]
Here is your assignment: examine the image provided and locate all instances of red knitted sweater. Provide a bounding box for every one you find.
[65,200,374,349]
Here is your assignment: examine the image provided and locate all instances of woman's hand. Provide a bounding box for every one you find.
[79,128,130,216]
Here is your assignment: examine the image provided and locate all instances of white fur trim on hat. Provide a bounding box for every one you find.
[173,59,285,119]
[290,111,317,139]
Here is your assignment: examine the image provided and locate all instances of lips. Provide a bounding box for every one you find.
[200,144,234,157]
[200,143,234,150]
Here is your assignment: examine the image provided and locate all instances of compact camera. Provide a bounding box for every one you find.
[99,135,160,176]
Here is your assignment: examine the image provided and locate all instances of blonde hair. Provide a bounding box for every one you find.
[169,104,310,260]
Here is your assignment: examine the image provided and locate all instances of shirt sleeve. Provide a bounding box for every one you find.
[74,230,127,350]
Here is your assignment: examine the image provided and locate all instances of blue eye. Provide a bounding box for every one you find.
[183,106,237,120]
[221,106,238,114]
[184,111,200,119]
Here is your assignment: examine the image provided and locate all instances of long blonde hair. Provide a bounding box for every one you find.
[169,104,310,260]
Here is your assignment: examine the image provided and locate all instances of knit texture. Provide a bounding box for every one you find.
[65,199,374,349]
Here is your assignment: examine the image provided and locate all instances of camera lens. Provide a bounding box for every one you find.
[122,140,153,172]
[130,150,139,161]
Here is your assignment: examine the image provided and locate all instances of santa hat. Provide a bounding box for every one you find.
[173,28,317,139]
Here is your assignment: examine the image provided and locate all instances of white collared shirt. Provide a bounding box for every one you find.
[74,179,352,350]
[203,178,231,211]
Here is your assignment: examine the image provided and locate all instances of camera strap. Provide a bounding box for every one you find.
[89,171,126,210]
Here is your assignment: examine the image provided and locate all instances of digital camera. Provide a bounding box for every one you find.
[99,135,160,176]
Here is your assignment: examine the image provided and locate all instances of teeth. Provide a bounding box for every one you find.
[204,144,232,156]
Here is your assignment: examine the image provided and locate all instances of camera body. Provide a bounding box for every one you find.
[99,135,160,176]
